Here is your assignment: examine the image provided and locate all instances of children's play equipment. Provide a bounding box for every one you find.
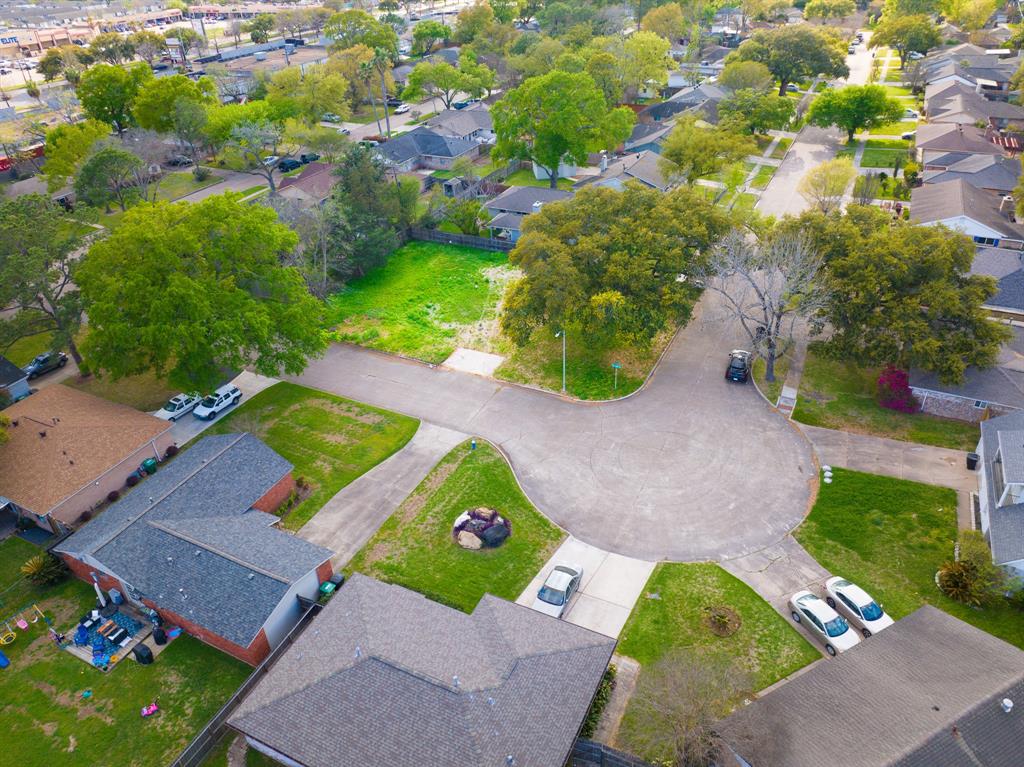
[0,650,9,669]
[0,604,49,646]
[140,700,160,718]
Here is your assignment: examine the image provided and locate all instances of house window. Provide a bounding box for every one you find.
[974,400,989,409]
[974,236,999,246]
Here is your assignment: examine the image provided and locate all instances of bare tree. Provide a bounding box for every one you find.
[856,171,880,205]
[229,20,244,47]
[698,229,828,383]
[50,89,80,125]
[268,196,344,297]
[626,649,753,767]
[122,130,168,202]
[205,63,249,104]
[227,120,284,194]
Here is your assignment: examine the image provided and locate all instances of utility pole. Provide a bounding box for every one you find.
[555,330,566,393]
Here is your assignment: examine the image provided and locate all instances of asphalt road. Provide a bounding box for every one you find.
[291,292,816,562]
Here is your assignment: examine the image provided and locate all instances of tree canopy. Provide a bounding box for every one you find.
[869,14,941,69]
[492,70,634,188]
[77,62,153,135]
[74,144,144,212]
[76,194,327,391]
[803,0,856,21]
[412,20,451,54]
[806,84,904,141]
[659,114,757,185]
[41,118,110,191]
[719,89,794,133]
[132,74,215,133]
[730,26,849,95]
[719,60,774,93]
[325,10,399,56]
[501,184,730,346]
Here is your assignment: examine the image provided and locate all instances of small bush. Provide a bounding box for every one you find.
[164,444,179,459]
[106,490,120,503]
[77,361,91,377]
[580,664,617,738]
[77,510,93,524]
[193,165,211,181]
[126,473,140,487]
[21,553,68,586]
[877,366,919,413]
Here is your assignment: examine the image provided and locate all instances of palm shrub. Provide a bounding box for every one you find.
[21,552,69,586]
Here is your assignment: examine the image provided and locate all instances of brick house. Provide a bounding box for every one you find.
[55,433,334,665]
[0,385,174,533]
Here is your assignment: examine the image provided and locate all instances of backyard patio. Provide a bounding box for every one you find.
[62,600,154,672]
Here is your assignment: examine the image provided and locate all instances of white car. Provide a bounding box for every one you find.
[393,103,411,114]
[908,50,924,60]
[262,155,280,167]
[193,384,241,421]
[904,108,919,119]
[155,393,200,421]
[531,564,583,619]
[823,577,894,637]
[789,590,861,656]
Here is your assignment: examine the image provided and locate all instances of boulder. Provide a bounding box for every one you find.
[457,530,483,550]
[472,507,496,522]
[480,523,510,547]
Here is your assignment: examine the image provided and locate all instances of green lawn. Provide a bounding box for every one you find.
[98,172,220,230]
[770,137,793,159]
[63,371,179,413]
[495,325,673,400]
[728,191,759,216]
[750,164,777,189]
[753,134,774,153]
[616,563,819,761]
[865,138,910,149]
[328,241,510,364]
[752,354,790,405]
[0,536,49,611]
[861,148,910,168]
[853,174,910,201]
[0,547,250,767]
[205,382,419,530]
[708,161,757,184]
[347,441,565,612]
[796,468,1024,650]
[3,332,54,367]
[881,85,914,98]
[238,185,268,197]
[502,168,575,191]
[793,345,981,450]
[431,159,501,180]
[865,120,917,136]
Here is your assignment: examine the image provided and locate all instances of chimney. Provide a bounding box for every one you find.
[1002,698,1014,713]
[532,201,543,213]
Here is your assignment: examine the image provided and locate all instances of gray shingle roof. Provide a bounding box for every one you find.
[922,154,1021,193]
[911,179,1024,240]
[56,433,333,647]
[0,355,27,388]
[484,185,573,215]
[915,124,1001,155]
[377,126,477,164]
[971,246,1024,280]
[909,326,1024,410]
[990,268,1024,312]
[229,573,616,767]
[425,106,492,138]
[981,410,1024,562]
[719,606,1024,767]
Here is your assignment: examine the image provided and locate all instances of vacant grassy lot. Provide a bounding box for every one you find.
[750,164,777,189]
[616,563,819,761]
[348,441,565,612]
[328,241,510,363]
[860,148,909,168]
[793,345,980,450]
[796,468,1024,649]
[865,120,917,136]
[503,168,574,190]
[0,544,250,767]
[63,371,179,412]
[496,325,673,400]
[770,137,793,159]
[206,381,418,529]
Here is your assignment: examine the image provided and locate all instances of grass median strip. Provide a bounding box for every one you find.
[347,440,565,612]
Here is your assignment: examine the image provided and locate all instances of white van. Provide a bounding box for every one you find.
[193,384,242,420]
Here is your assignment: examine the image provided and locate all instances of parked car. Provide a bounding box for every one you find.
[531,564,583,619]
[262,155,280,167]
[453,98,481,110]
[166,154,193,167]
[901,130,916,140]
[278,158,302,172]
[908,50,924,60]
[786,83,799,92]
[725,350,751,383]
[848,46,856,54]
[393,103,411,114]
[789,590,861,656]
[823,577,894,637]
[903,108,919,119]
[193,384,242,420]
[359,139,380,148]
[154,393,201,421]
[322,113,343,123]
[385,96,403,107]
[23,351,68,379]
[299,152,320,164]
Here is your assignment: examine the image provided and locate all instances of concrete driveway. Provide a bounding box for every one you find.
[290,290,816,562]
[756,125,842,218]
[516,537,656,639]
[163,371,280,447]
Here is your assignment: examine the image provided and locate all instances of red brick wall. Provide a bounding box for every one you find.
[62,553,270,665]
[251,473,295,515]
[315,559,333,583]
[143,599,271,666]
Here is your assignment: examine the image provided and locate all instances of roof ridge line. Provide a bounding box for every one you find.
[148,517,292,584]
[90,433,249,555]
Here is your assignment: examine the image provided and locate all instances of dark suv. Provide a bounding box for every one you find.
[725,350,751,383]
[24,351,68,379]
[277,158,302,172]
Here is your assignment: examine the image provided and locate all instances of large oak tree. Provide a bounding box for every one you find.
[730,25,849,95]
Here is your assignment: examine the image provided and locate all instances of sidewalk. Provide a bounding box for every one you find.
[297,421,467,565]
[516,537,655,639]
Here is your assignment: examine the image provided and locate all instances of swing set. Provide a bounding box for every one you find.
[0,604,48,645]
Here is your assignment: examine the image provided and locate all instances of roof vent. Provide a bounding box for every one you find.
[194,550,201,557]
[453,675,460,689]
[487,697,495,706]
[166,556,173,563]
[506,756,515,766]
[1002,698,1014,713]
[247,573,255,580]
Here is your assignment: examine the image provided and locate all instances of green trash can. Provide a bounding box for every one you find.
[140,457,158,475]
[319,581,336,596]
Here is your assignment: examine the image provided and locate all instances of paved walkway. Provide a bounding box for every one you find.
[298,422,467,565]
[515,537,656,639]
[291,291,816,562]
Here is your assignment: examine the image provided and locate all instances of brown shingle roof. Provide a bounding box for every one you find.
[0,385,171,514]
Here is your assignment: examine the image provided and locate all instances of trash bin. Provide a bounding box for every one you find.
[133,644,154,665]
[140,458,158,475]
[108,589,123,605]
[967,452,980,471]
[329,573,346,589]
[319,581,336,596]
[152,627,167,646]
